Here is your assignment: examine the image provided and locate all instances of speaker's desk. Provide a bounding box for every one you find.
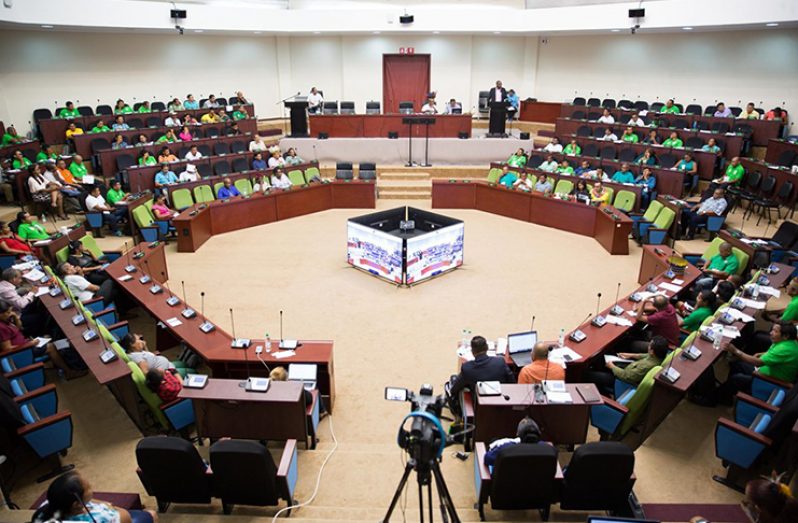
[309,114,472,138]
[431,180,633,255]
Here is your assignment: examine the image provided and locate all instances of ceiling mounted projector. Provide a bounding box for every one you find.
[400,14,414,24]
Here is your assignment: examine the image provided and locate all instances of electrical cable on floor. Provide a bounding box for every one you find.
[271,411,338,522]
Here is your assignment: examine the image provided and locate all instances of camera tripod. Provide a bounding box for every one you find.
[383,457,460,523]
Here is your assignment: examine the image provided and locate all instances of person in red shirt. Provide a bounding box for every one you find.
[630,295,680,351]
[518,342,565,385]
[145,368,183,403]
[0,221,35,257]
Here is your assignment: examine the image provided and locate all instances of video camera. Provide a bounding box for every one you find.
[385,384,448,474]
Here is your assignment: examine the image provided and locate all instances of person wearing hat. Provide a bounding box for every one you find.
[178,163,199,183]
[483,416,543,469]
[164,112,182,127]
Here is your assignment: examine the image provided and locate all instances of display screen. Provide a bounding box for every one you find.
[347,221,404,284]
[405,223,464,285]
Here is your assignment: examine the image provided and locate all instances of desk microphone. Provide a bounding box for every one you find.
[569,313,592,343]
[279,309,284,345]
[180,281,196,318]
[610,282,624,315]
[199,292,215,332]
[229,308,250,348]
[162,271,180,306]
[144,260,162,294]
[530,315,536,332]
[660,344,680,383]
[590,292,606,327]
[238,317,253,389]
[124,241,137,273]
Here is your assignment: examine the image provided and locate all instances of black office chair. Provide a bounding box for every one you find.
[695,120,710,131]
[127,118,144,129]
[576,125,591,137]
[213,161,231,176]
[775,150,796,168]
[618,148,636,163]
[205,127,220,138]
[398,101,414,114]
[617,99,634,110]
[199,98,208,108]
[475,443,560,521]
[198,145,212,157]
[729,170,762,214]
[116,154,135,174]
[658,153,677,169]
[744,174,777,221]
[593,127,606,138]
[336,162,353,180]
[340,101,356,115]
[752,180,793,226]
[151,101,166,112]
[209,439,298,515]
[197,163,212,179]
[673,119,689,130]
[228,96,240,105]
[559,441,635,515]
[177,147,189,158]
[712,122,730,134]
[650,102,664,112]
[572,97,586,106]
[33,108,53,122]
[231,157,249,173]
[217,98,228,106]
[96,105,113,116]
[365,101,381,115]
[214,143,231,156]
[90,138,111,154]
[685,104,702,116]
[704,105,716,116]
[136,436,213,513]
[77,106,94,116]
[634,101,649,111]
[685,136,705,149]
[230,141,247,154]
[358,162,376,180]
[569,110,585,120]
[582,143,599,158]
[146,117,162,128]
[527,155,543,168]
[729,106,743,117]
[322,101,339,115]
[586,98,601,107]
[587,112,602,122]
[602,98,616,109]
[600,146,616,160]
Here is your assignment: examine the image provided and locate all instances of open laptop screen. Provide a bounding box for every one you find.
[288,363,318,382]
[507,331,537,354]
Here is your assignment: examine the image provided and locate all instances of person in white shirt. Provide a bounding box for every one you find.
[178,164,199,183]
[164,113,182,127]
[597,108,615,124]
[252,174,271,193]
[57,262,115,305]
[421,97,438,114]
[599,128,619,141]
[538,155,558,172]
[27,165,66,219]
[249,135,268,153]
[542,137,563,153]
[271,168,292,189]
[268,151,286,169]
[442,99,462,114]
[85,186,127,236]
[203,95,220,109]
[627,112,645,126]
[42,161,81,213]
[184,145,202,161]
[512,172,534,190]
[307,87,323,114]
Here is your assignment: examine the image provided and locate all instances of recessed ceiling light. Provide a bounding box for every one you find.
[254,31,261,34]
[194,29,204,33]
[766,22,779,27]
[433,31,440,34]
[41,25,53,29]
[682,27,693,31]
[373,31,380,34]
[610,29,620,32]
[314,31,320,34]
[494,31,501,34]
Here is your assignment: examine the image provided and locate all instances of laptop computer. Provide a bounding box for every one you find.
[288,363,317,391]
[507,331,537,367]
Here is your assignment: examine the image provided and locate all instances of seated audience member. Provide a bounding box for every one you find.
[58,101,80,118]
[483,417,543,469]
[112,115,130,131]
[707,157,744,193]
[740,102,760,120]
[518,342,565,384]
[662,131,683,148]
[611,163,635,184]
[448,335,514,411]
[570,178,591,203]
[114,99,133,114]
[634,167,656,207]
[631,295,679,349]
[146,368,183,403]
[538,154,558,172]
[151,194,178,220]
[642,130,661,145]
[217,109,231,123]
[271,167,292,190]
[497,166,517,188]
[557,160,574,175]
[268,150,286,169]
[27,164,66,219]
[713,102,732,118]
[679,186,728,239]
[534,175,553,195]
[36,144,58,163]
[177,125,193,141]
[224,121,242,136]
[55,158,79,187]
[586,336,668,397]
[0,221,35,257]
[694,240,738,291]
[250,135,268,152]
[154,164,178,195]
[597,108,615,124]
[11,150,32,170]
[201,109,220,123]
[563,140,581,156]
[635,148,657,167]
[0,267,46,335]
[542,137,563,153]
[111,133,129,150]
[270,366,324,414]
[122,331,190,378]
[506,89,519,119]
[720,322,798,400]
[138,150,157,166]
[1,125,23,146]
[66,240,109,285]
[167,98,184,112]
[105,179,130,207]
[235,90,249,105]
[184,93,200,110]
[158,146,179,167]
[676,152,698,191]
[184,145,202,161]
[217,177,241,199]
[762,277,798,325]
[599,128,618,142]
[307,87,323,114]
[574,160,592,177]
[678,289,718,333]
[734,477,798,523]
[507,148,527,168]
[627,112,645,126]
[660,99,680,114]
[184,114,200,126]
[178,164,199,183]
[513,172,534,191]
[421,97,438,114]
[251,152,267,171]
[621,127,639,143]
[136,101,151,114]
[252,175,270,193]
[134,133,152,147]
[15,211,50,242]
[443,98,462,114]
[85,185,127,236]
[156,130,179,145]
[700,137,720,154]
[232,105,249,120]
[164,112,181,127]
[68,155,89,182]
[203,94,220,109]
[65,122,84,142]
[590,181,611,205]
[89,120,111,134]
[58,261,117,305]
[765,107,788,124]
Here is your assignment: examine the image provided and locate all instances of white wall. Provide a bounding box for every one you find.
[0,28,795,136]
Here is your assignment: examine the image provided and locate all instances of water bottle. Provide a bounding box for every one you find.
[713,325,722,350]
[265,333,272,353]
[558,328,565,347]
[752,283,760,300]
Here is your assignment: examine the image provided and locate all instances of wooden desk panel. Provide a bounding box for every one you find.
[330,180,376,208]
[740,158,798,207]
[519,101,562,124]
[528,193,596,236]
[310,114,472,138]
[765,139,798,165]
[275,185,334,220]
[174,205,212,252]
[475,183,531,221]
[210,193,278,234]
[431,181,477,209]
[594,208,633,255]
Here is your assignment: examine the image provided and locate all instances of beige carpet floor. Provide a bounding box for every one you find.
[1,198,791,522]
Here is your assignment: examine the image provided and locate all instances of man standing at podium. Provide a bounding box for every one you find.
[488,80,507,104]
[487,80,508,137]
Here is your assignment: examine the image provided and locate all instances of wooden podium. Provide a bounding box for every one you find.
[487,101,507,137]
[285,98,309,137]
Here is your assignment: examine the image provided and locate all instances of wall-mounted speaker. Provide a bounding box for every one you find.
[318,132,329,140]
[628,8,645,18]
[399,14,414,24]
[388,131,399,139]
[171,9,187,19]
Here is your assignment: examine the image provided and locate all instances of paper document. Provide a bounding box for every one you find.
[457,347,474,361]
[82,174,95,184]
[755,286,781,298]
[12,261,36,271]
[604,355,635,365]
[549,346,582,363]
[496,337,507,355]
[23,269,45,282]
[54,338,70,351]
[719,307,755,323]
[604,315,633,327]
[273,350,296,359]
[165,317,183,327]
[546,391,574,404]
[35,287,50,297]
[736,297,766,310]
[702,323,741,339]
[659,282,683,293]
[35,337,52,348]
[119,275,133,282]
[672,279,684,285]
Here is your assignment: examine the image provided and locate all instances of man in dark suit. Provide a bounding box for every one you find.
[449,335,515,405]
[488,80,507,103]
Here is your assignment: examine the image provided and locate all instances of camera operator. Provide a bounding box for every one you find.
[447,335,514,415]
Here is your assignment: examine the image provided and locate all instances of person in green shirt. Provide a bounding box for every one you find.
[660,99,680,114]
[114,99,133,114]
[556,160,574,175]
[695,242,739,291]
[11,150,32,170]
[155,129,178,144]
[58,101,81,118]
[88,120,112,133]
[710,157,744,189]
[739,278,798,356]
[621,127,639,143]
[506,148,527,168]
[590,336,668,396]
[2,125,23,146]
[611,163,635,184]
[167,98,184,112]
[106,180,130,206]
[136,101,152,113]
[679,289,718,334]
[15,211,50,241]
[68,155,88,181]
[563,140,581,156]
[722,322,798,401]
[36,144,58,163]
[232,106,248,120]
[662,131,683,148]
[138,150,157,166]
